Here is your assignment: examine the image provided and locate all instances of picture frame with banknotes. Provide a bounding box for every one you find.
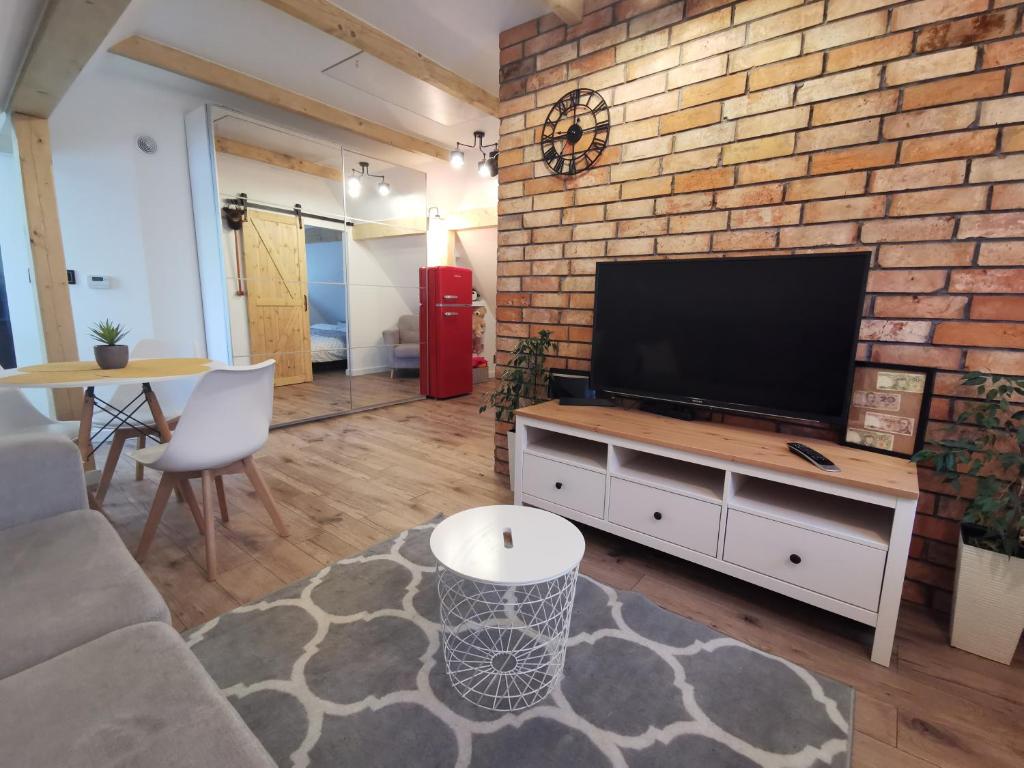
[842,363,934,458]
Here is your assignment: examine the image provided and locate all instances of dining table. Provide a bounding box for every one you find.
[0,357,214,509]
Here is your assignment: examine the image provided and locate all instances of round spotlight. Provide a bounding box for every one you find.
[347,175,362,198]
[450,149,464,168]
[378,180,391,196]
[477,158,491,178]
[486,151,499,178]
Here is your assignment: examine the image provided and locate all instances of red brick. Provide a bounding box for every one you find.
[934,322,1024,349]
[983,37,1024,68]
[779,222,858,247]
[730,204,802,229]
[804,195,885,223]
[654,191,714,214]
[748,2,824,44]
[902,71,1005,112]
[668,211,729,233]
[889,187,988,217]
[796,118,880,153]
[917,11,1018,53]
[980,96,1024,127]
[500,19,538,49]
[892,0,988,32]
[749,53,824,91]
[900,129,998,164]
[795,66,882,105]
[958,212,1024,239]
[826,31,912,72]
[950,268,1024,292]
[972,296,1024,321]
[883,104,977,139]
[869,161,965,192]
[811,90,899,126]
[811,143,897,175]
[872,343,962,369]
[877,243,975,267]
[786,172,867,201]
[712,229,778,251]
[862,217,956,243]
[674,166,735,192]
[656,233,712,253]
[737,155,810,184]
[886,48,978,87]
[979,241,1024,265]
[860,319,933,343]
[970,155,1024,183]
[867,269,949,293]
[874,295,969,319]
[715,183,785,209]
[966,350,1024,374]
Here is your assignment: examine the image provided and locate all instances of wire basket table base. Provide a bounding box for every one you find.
[436,563,580,712]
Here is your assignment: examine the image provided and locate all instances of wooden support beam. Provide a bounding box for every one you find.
[447,207,498,231]
[352,217,427,241]
[258,0,498,116]
[12,114,81,419]
[545,0,584,26]
[108,36,450,162]
[11,0,132,118]
[215,136,341,181]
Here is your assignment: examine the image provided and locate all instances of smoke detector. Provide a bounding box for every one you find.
[136,135,158,154]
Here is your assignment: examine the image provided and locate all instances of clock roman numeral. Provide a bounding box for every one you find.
[553,155,565,174]
[543,146,558,164]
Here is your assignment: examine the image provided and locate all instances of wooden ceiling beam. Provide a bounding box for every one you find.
[258,0,498,116]
[215,136,341,181]
[11,0,132,117]
[545,0,584,26]
[108,36,450,162]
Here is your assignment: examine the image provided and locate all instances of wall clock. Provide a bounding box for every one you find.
[540,87,610,177]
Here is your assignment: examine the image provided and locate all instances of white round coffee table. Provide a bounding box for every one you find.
[430,505,585,711]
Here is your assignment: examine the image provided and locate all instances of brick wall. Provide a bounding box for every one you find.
[496,0,1024,610]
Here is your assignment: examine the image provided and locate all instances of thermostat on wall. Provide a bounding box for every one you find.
[87,275,112,289]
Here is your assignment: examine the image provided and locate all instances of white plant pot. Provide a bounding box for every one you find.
[950,532,1024,665]
[507,430,516,493]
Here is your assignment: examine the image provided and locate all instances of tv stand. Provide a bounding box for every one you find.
[513,400,919,667]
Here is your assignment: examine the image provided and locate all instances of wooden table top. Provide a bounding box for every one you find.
[0,358,213,388]
[516,400,920,500]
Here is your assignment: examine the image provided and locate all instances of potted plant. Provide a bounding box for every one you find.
[89,319,130,370]
[913,372,1024,664]
[480,330,555,490]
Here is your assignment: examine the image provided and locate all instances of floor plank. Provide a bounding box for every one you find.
[93,381,1023,768]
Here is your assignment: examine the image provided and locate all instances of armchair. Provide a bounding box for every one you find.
[383,314,420,377]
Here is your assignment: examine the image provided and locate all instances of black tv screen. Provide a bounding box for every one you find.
[591,253,870,424]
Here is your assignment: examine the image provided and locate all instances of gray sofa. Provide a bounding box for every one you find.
[383,314,420,375]
[0,433,274,768]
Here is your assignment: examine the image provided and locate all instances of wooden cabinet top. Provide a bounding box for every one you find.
[516,401,920,500]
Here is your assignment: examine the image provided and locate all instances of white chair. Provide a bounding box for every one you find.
[94,339,197,505]
[131,360,287,580]
[0,369,80,441]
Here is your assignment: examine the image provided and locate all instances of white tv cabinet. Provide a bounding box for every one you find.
[513,401,920,667]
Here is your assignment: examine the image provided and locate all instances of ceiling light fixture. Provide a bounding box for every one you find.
[451,130,498,178]
[348,160,391,198]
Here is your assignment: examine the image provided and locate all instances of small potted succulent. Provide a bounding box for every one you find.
[913,372,1024,664]
[480,330,556,490]
[89,319,130,370]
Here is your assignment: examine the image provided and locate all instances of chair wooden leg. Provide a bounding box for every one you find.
[201,470,218,580]
[215,475,229,523]
[95,430,129,505]
[135,435,145,481]
[242,456,288,538]
[136,473,175,562]
[177,478,206,536]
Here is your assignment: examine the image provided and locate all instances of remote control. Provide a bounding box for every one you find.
[787,442,840,472]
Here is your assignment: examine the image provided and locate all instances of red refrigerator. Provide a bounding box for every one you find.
[419,266,473,398]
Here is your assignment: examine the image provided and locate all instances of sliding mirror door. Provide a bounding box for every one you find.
[212,110,352,424]
[343,149,426,411]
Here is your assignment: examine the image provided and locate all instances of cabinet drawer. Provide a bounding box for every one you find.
[608,478,720,556]
[522,453,605,518]
[724,509,886,611]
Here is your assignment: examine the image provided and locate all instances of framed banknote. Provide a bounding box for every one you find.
[843,363,933,458]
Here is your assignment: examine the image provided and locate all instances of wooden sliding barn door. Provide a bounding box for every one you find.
[241,210,312,386]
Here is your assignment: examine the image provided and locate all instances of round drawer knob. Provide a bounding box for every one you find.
[554,482,563,490]
[789,554,802,565]
[653,511,663,521]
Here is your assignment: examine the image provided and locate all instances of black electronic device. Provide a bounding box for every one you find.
[787,442,840,472]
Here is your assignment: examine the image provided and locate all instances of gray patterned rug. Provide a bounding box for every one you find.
[187,519,853,768]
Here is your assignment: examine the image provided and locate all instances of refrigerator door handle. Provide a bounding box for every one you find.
[442,294,459,300]
[442,311,459,317]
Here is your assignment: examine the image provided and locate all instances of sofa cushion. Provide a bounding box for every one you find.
[0,622,275,768]
[0,508,170,679]
[397,313,419,343]
[393,342,420,360]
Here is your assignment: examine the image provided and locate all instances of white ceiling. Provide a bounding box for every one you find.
[0,0,46,114]
[89,0,550,163]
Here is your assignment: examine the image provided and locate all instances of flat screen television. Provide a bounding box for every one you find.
[591,253,870,425]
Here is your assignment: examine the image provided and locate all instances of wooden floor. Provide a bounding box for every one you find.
[97,382,1024,768]
[272,368,421,424]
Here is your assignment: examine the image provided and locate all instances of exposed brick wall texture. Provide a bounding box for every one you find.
[495,0,1024,611]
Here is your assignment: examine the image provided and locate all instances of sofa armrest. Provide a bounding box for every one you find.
[0,434,89,530]
[382,328,400,346]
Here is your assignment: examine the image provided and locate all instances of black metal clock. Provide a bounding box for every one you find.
[540,88,610,177]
